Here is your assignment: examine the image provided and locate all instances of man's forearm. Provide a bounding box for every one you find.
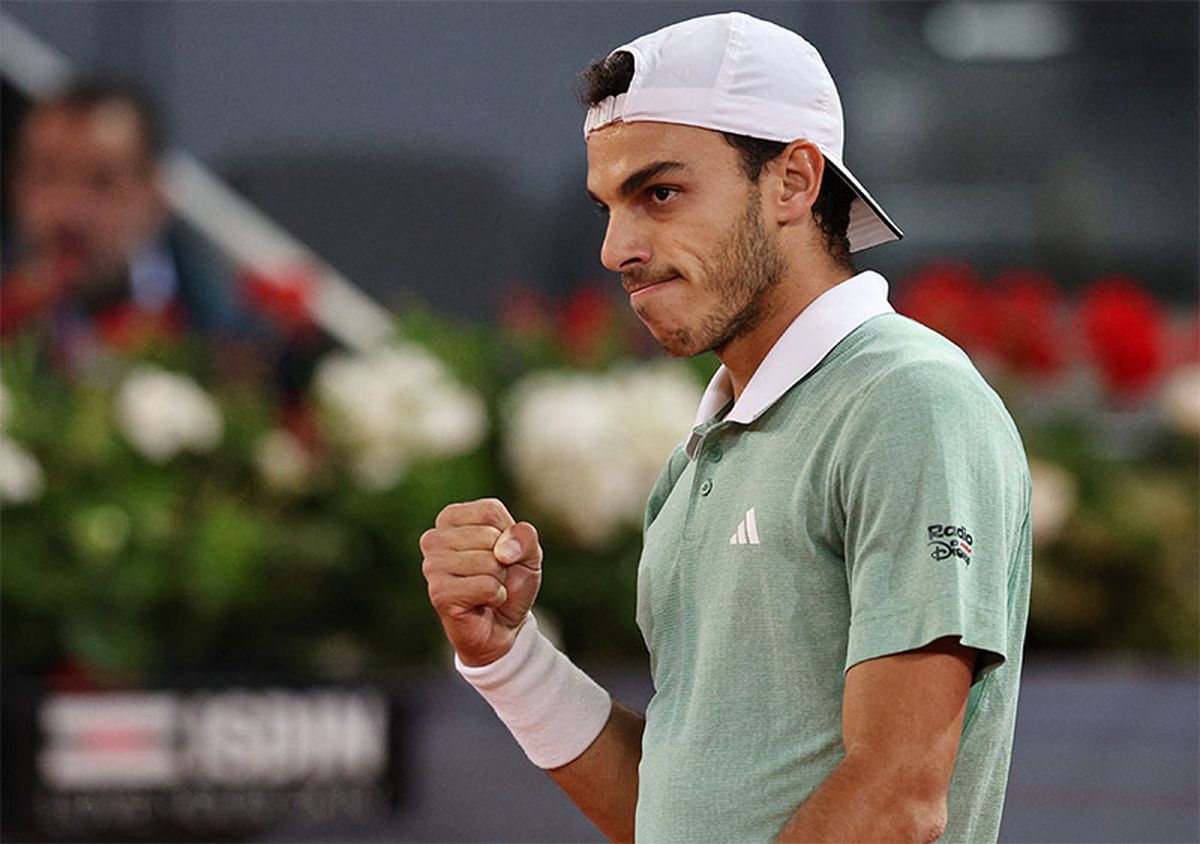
[548,701,645,843]
[776,753,948,843]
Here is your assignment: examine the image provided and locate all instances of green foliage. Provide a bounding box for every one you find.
[1026,425,1199,659]
[2,291,1195,686]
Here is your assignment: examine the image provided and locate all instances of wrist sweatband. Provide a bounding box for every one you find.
[455,613,613,769]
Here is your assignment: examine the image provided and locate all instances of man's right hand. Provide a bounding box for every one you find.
[420,498,543,667]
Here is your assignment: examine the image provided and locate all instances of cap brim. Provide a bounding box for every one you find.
[823,155,903,253]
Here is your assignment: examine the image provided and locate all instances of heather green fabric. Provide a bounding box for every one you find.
[634,313,1032,843]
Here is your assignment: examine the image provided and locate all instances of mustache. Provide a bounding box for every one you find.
[621,266,681,294]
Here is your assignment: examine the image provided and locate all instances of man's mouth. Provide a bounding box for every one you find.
[624,274,680,297]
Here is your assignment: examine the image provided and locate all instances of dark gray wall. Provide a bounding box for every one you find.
[4,1,1197,312]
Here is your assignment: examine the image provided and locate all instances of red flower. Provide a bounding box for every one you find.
[983,269,1064,377]
[894,261,989,355]
[499,287,554,338]
[47,658,98,693]
[241,264,317,331]
[0,251,85,336]
[559,283,617,364]
[279,395,324,454]
[1078,275,1165,399]
[46,657,136,692]
[94,302,184,352]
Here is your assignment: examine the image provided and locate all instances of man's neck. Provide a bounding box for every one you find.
[717,267,854,400]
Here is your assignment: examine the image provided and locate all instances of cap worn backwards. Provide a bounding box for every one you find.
[584,12,903,253]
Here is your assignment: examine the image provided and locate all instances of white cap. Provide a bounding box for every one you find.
[584,12,902,253]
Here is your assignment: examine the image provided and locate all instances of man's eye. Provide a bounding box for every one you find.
[649,186,677,204]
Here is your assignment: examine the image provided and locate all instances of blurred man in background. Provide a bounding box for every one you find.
[1,80,239,368]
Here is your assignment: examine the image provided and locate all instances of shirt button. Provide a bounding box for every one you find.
[699,479,713,496]
[708,446,723,463]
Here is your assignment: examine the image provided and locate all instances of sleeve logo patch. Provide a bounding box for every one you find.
[927,524,973,565]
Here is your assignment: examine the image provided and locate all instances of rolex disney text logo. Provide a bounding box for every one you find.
[927,524,973,565]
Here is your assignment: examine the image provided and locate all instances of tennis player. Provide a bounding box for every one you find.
[421,12,1030,842]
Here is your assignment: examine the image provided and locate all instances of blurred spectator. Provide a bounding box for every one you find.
[1,79,245,372]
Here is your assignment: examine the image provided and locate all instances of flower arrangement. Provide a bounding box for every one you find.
[114,365,225,463]
[0,262,1194,684]
[0,319,497,678]
[314,343,489,491]
[503,362,701,547]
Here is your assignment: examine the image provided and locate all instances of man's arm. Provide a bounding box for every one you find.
[421,498,643,841]
[548,701,645,843]
[777,636,975,843]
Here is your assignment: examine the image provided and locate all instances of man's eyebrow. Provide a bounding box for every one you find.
[588,160,687,207]
[619,160,685,197]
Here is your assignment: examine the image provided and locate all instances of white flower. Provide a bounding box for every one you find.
[503,361,701,547]
[412,380,489,456]
[0,436,45,504]
[314,343,488,490]
[254,428,314,493]
[114,365,223,463]
[1029,458,1077,544]
[351,445,410,492]
[1160,364,1200,436]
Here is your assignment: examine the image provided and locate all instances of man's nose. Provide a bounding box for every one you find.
[599,212,652,272]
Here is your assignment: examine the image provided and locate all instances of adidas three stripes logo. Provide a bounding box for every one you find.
[729,507,761,546]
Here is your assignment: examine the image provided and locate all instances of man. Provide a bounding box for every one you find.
[1,81,237,361]
[421,12,1031,843]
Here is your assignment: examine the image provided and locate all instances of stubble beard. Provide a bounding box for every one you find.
[648,191,785,358]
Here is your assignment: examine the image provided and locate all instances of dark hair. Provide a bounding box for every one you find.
[579,50,854,270]
[35,78,164,160]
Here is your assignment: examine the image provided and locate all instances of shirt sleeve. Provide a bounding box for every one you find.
[836,357,1031,682]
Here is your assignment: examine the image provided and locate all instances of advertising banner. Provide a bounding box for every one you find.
[1,681,408,842]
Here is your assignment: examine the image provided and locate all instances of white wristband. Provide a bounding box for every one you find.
[455,613,613,769]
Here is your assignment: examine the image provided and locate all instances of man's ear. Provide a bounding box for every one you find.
[769,140,824,225]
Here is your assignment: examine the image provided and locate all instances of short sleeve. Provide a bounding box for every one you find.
[836,359,1030,682]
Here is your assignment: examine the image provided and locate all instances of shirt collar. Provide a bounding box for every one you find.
[686,270,894,459]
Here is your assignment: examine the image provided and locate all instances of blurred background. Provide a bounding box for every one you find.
[0,2,1196,842]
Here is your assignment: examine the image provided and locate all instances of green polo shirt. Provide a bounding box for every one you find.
[634,273,1031,843]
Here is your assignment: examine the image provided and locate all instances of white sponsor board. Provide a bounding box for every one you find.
[38,688,388,791]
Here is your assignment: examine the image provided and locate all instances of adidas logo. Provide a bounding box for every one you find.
[729,507,761,546]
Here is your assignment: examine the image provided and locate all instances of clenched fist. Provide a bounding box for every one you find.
[420,498,543,667]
